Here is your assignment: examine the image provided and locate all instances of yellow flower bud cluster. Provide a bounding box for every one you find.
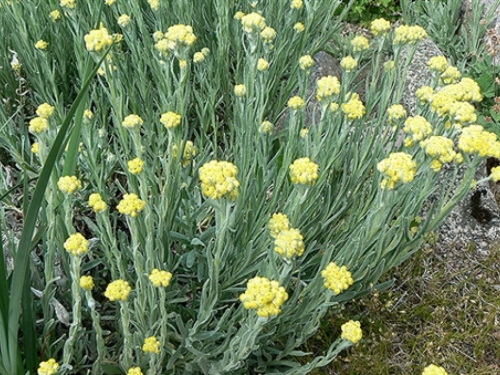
[259,120,274,134]
[88,193,107,213]
[403,115,433,142]
[128,157,144,175]
[85,26,114,52]
[80,275,95,291]
[490,166,500,182]
[420,136,457,172]
[147,0,160,11]
[321,262,354,294]
[298,55,315,71]
[36,103,55,118]
[29,117,49,134]
[458,125,500,158]
[64,233,89,256]
[289,157,319,186]
[387,104,407,123]
[291,0,303,9]
[422,364,448,375]
[199,160,240,200]
[142,336,161,354]
[35,40,48,50]
[234,84,247,97]
[240,12,266,34]
[449,101,477,124]
[341,92,365,120]
[393,25,428,44]
[117,193,146,217]
[60,0,76,10]
[122,114,144,129]
[370,18,391,36]
[341,320,363,343]
[127,367,143,375]
[31,142,39,154]
[416,86,435,105]
[268,213,290,238]
[377,152,417,190]
[294,22,305,33]
[164,24,197,50]
[239,276,288,317]
[351,35,370,52]
[260,27,277,43]
[274,228,304,258]
[172,140,197,166]
[104,279,132,301]
[118,14,131,28]
[427,56,449,72]
[160,111,182,129]
[49,10,61,21]
[257,58,269,71]
[287,95,306,110]
[440,65,461,84]
[58,175,82,194]
[148,269,173,287]
[340,56,357,72]
[37,358,59,375]
[316,75,341,102]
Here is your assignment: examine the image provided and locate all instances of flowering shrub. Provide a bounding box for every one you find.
[0,1,497,375]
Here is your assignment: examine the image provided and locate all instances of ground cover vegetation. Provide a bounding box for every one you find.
[0,0,499,374]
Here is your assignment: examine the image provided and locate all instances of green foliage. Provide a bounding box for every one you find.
[340,0,401,25]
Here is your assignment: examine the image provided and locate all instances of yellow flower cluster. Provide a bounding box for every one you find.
[294,22,305,33]
[341,92,365,120]
[60,0,75,10]
[287,95,306,111]
[35,40,48,50]
[149,269,173,287]
[117,193,146,217]
[160,111,182,129]
[85,26,114,52]
[291,0,303,9]
[147,0,160,11]
[427,56,449,72]
[300,128,309,138]
[490,166,500,182]
[316,75,341,102]
[384,60,395,71]
[422,364,448,375]
[36,103,55,118]
[104,279,132,301]
[260,27,277,43]
[64,233,89,256]
[351,35,370,52]
[321,262,354,294]
[199,160,240,200]
[118,14,131,28]
[274,228,304,258]
[234,84,247,97]
[268,213,290,238]
[341,320,363,344]
[122,114,143,129]
[340,56,357,71]
[370,18,391,36]
[37,358,59,375]
[387,104,407,123]
[142,336,161,354]
[173,141,197,165]
[393,25,428,44]
[29,117,49,134]
[257,58,269,71]
[299,54,315,71]
[164,24,196,50]
[416,86,435,105]
[440,65,461,85]
[239,276,288,317]
[377,152,417,190]
[449,101,477,124]
[58,175,82,194]
[289,157,319,186]
[259,120,274,134]
[88,193,107,213]
[31,142,39,154]
[127,367,143,375]
[241,12,266,34]
[193,52,205,63]
[458,125,500,158]
[128,158,144,175]
[49,10,61,21]
[403,115,433,142]
[83,109,94,122]
[79,275,94,291]
[420,136,457,172]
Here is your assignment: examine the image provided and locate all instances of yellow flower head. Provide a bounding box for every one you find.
[239,276,288,317]
[164,24,196,51]
[403,115,433,141]
[85,27,114,52]
[147,0,160,11]
[387,104,407,123]
[457,77,483,102]
[199,160,240,200]
[83,109,94,122]
[241,12,266,34]
[36,103,55,119]
[64,233,89,256]
[60,0,76,9]
[122,114,144,129]
[287,96,306,111]
[37,358,59,375]
[416,86,435,105]
[449,101,477,124]
[160,111,182,129]
[393,25,428,44]
[260,26,277,43]
[341,320,363,344]
[422,364,448,375]
[57,175,82,194]
[370,18,391,36]
[127,367,143,375]
[179,59,187,69]
[291,0,303,9]
[118,14,131,28]
[293,22,305,33]
[340,56,357,71]
[299,54,315,71]
[31,142,39,155]
[458,125,500,158]
[128,158,144,175]
[142,336,161,354]
[117,193,146,217]
[341,92,365,120]
[257,58,269,71]
[490,166,500,182]
[88,193,107,213]
[29,117,49,134]
[321,262,354,294]
[193,52,205,63]
[35,40,48,50]
[234,84,247,97]
[427,56,449,72]
[148,269,173,287]
[384,60,395,71]
[351,35,370,52]
[440,65,461,84]
[274,228,304,258]
[172,140,197,166]
[268,213,290,238]
[79,275,94,291]
[420,136,457,168]
[300,128,309,138]
[105,0,116,5]
[104,279,131,301]
[49,10,61,21]
[234,11,245,21]
[330,103,339,112]
[259,121,274,134]
[289,157,319,186]
[316,75,341,102]
[377,152,417,190]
